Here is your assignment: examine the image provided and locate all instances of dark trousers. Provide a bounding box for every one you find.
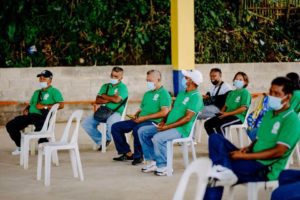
[271,170,300,200]
[204,134,269,200]
[6,114,46,147]
[111,120,153,159]
[204,115,242,135]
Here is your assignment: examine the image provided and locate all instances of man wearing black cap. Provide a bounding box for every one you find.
[6,70,64,155]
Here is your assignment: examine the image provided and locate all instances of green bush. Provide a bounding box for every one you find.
[0,0,299,67]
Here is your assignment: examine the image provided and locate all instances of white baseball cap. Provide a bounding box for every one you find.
[182,69,203,86]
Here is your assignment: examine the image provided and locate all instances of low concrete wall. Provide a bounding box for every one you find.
[0,63,299,125]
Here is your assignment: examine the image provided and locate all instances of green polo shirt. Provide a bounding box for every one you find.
[139,86,172,123]
[290,90,300,113]
[29,86,64,115]
[225,88,251,122]
[98,82,128,114]
[253,108,300,180]
[166,89,204,138]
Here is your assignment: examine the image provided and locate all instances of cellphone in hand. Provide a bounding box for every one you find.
[152,122,158,127]
[126,114,135,119]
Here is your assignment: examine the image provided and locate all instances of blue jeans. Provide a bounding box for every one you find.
[81,112,121,145]
[204,134,269,200]
[139,126,182,168]
[111,120,154,159]
[271,170,300,200]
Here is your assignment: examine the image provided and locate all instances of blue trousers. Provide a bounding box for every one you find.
[204,134,269,200]
[271,170,300,200]
[111,120,154,159]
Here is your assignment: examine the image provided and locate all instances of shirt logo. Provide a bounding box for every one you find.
[271,122,280,134]
[114,89,118,94]
[235,96,241,103]
[43,93,49,100]
[153,94,159,101]
[183,97,190,105]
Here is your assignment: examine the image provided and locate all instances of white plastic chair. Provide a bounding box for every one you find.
[225,104,253,148]
[173,158,212,200]
[166,113,200,176]
[20,103,59,169]
[37,109,84,186]
[93,101,128,152]
[195,118,210,144]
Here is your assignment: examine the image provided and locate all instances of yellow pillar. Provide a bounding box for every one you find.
[171,0,195,70]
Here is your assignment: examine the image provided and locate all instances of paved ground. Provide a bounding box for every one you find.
[0,123,298,200]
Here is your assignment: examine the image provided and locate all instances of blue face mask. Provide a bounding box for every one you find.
[39,82,48,89]
[181,78,187,89]
[268,95,285,111]
[233,80,244,89]
[110,78,118,85]
[147,81,155,91]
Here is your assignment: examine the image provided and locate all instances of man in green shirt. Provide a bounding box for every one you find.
[111,70,172,165]
[81,67,128,151]
[138,69,204,176]
[6,70,64,155]
[204,77,300,200]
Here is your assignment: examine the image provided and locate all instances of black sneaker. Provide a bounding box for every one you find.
[132,157,144,166]
[98,140,111,151]
[38,138,49,144]
[113,154,133,161]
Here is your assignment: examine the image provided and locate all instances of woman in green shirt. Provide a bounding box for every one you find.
[204,72,251,136]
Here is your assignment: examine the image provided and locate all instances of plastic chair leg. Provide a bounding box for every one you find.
[23,137,30,169]
[75,147,84,181]
[167,141,173,176]
[182,143,189,168]
[101,124,107,153]
[191,142,197,161]
[70,149,79,178]
[44,149,52,186]
[37,147,43,180]
[20,136,24,166]
[247,182,258,200]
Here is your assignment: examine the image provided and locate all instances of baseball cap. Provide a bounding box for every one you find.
[37,70,53,78]
[182,69,203,86]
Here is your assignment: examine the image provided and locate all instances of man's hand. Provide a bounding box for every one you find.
[133,116,147,123]
[230,150,247,160]
[23,108,29,115]
[157,124,169,132]
[36,103,45,110]
[218,111,230,119]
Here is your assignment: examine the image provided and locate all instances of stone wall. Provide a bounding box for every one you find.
[0,63,299,125]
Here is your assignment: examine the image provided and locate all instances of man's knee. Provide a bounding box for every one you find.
[208,133,224,146]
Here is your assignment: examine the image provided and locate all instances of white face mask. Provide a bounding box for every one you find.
[147,81,156,91]
[268,95,287,111]
[110,78,119,85]
[233,80,244,89]
[39,82,48,89]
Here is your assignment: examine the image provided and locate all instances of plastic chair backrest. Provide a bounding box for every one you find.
[187,112,200,140]
[173,158,212,200]
[60,110,83,144]
[40,104,60,134]
[120,100,128,121]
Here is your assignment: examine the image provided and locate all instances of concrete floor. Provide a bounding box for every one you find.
[0,123,298,200]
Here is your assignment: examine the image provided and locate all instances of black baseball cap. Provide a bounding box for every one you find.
[37,70,53,78]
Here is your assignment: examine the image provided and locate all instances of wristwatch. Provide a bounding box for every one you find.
[44,106,48,110]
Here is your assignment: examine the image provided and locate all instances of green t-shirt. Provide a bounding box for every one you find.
[139,86,172,123]
[98,82,128,114]
[225,88,251,122]
[29,86,64,115]
[290,90,300,113]
[253,108,300,180]
[166,89,204,138]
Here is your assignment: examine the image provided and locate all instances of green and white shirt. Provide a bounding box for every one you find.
[290,90,300,114]
[166,89,204,138]
[29,86,64,115]
[139,86,172,123]
[98,82,128,114]
[225,88,251,122]
[253,108,300,180]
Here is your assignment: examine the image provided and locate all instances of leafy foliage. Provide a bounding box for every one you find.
[0,0,299,67]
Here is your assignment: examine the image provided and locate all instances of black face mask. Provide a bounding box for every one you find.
[211,80,219,85]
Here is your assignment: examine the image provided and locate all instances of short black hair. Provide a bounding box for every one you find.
[271,77,293,95]
[286,72,300,90]
[112,66,124,73]
[210,68,222,74]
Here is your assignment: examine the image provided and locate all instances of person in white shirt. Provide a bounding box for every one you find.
[198,68,232,119]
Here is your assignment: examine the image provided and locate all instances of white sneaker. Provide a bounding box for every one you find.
[208,165,238,186]
[154,167,169,176]
[141,161,157,173]
[11,147,21,155]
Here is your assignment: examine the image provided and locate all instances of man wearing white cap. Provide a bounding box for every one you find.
[138,69,204,176]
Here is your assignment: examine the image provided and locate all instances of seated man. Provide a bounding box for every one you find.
[138,69,204,176]
[111,69,172,165]
[271,169,300,200]
[6,70,64,155]
[198,68,231,119]
[81,66,128,151]
[286,72,300,113]
[203,77,300,200]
